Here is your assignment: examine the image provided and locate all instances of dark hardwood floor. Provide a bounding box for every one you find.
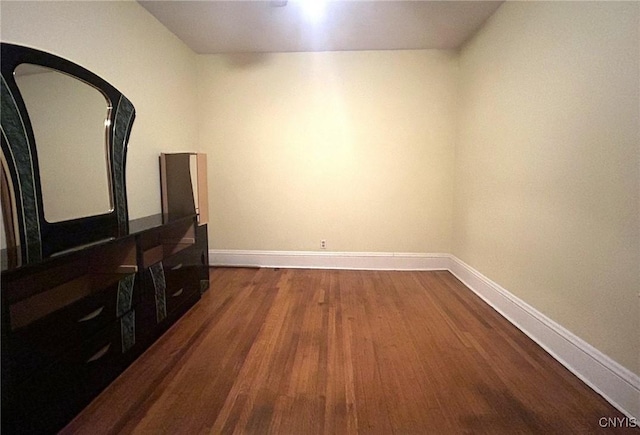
[63,268,636,434]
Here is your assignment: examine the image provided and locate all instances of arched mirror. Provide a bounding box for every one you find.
[1,43,136,265]
[14,64,113,223]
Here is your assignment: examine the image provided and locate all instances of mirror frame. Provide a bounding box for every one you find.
[1,43,136,264]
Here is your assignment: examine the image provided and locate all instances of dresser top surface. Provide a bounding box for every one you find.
[1,213,197,274]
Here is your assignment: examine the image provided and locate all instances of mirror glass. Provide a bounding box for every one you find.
[14,63,112,223]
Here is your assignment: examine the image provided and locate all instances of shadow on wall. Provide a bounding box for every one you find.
[221,53,273,69]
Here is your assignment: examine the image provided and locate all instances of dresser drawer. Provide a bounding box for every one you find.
[165,278,199,317]
[163,241,202,269]
[4,316,134,435]
[59,314,133,380]
[6,274,136,377]
[136,248,200,333]
[164,248,200,311]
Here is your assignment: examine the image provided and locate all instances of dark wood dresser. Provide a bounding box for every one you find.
[1,214,209,434]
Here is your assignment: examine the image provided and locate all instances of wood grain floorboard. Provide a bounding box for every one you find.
[62,268,637,434]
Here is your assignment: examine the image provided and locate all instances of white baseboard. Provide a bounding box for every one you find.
[209,249,640,419]
[210,249,450,271]
[448,256,640,420]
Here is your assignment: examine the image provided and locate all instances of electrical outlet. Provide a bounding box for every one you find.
[320,239,326,250]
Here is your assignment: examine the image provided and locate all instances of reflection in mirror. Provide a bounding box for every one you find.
[14,64,112,223]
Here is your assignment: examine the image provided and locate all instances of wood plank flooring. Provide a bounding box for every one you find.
[63,268,636,434]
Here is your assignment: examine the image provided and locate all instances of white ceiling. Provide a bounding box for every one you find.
[138,1,504,54]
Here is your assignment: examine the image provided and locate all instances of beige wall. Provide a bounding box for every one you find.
[453,2,640,374]
[198,50,457,252]
[1,0,198,220]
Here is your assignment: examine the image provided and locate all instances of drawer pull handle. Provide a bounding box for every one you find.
[172,288,184,298]
[171,263,183,270]
[87,343,111,363]
[78,306,104,322]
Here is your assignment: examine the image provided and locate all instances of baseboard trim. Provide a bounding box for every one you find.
[448,256,640,420]
[209,249,639,419]
[210,249,450,271]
